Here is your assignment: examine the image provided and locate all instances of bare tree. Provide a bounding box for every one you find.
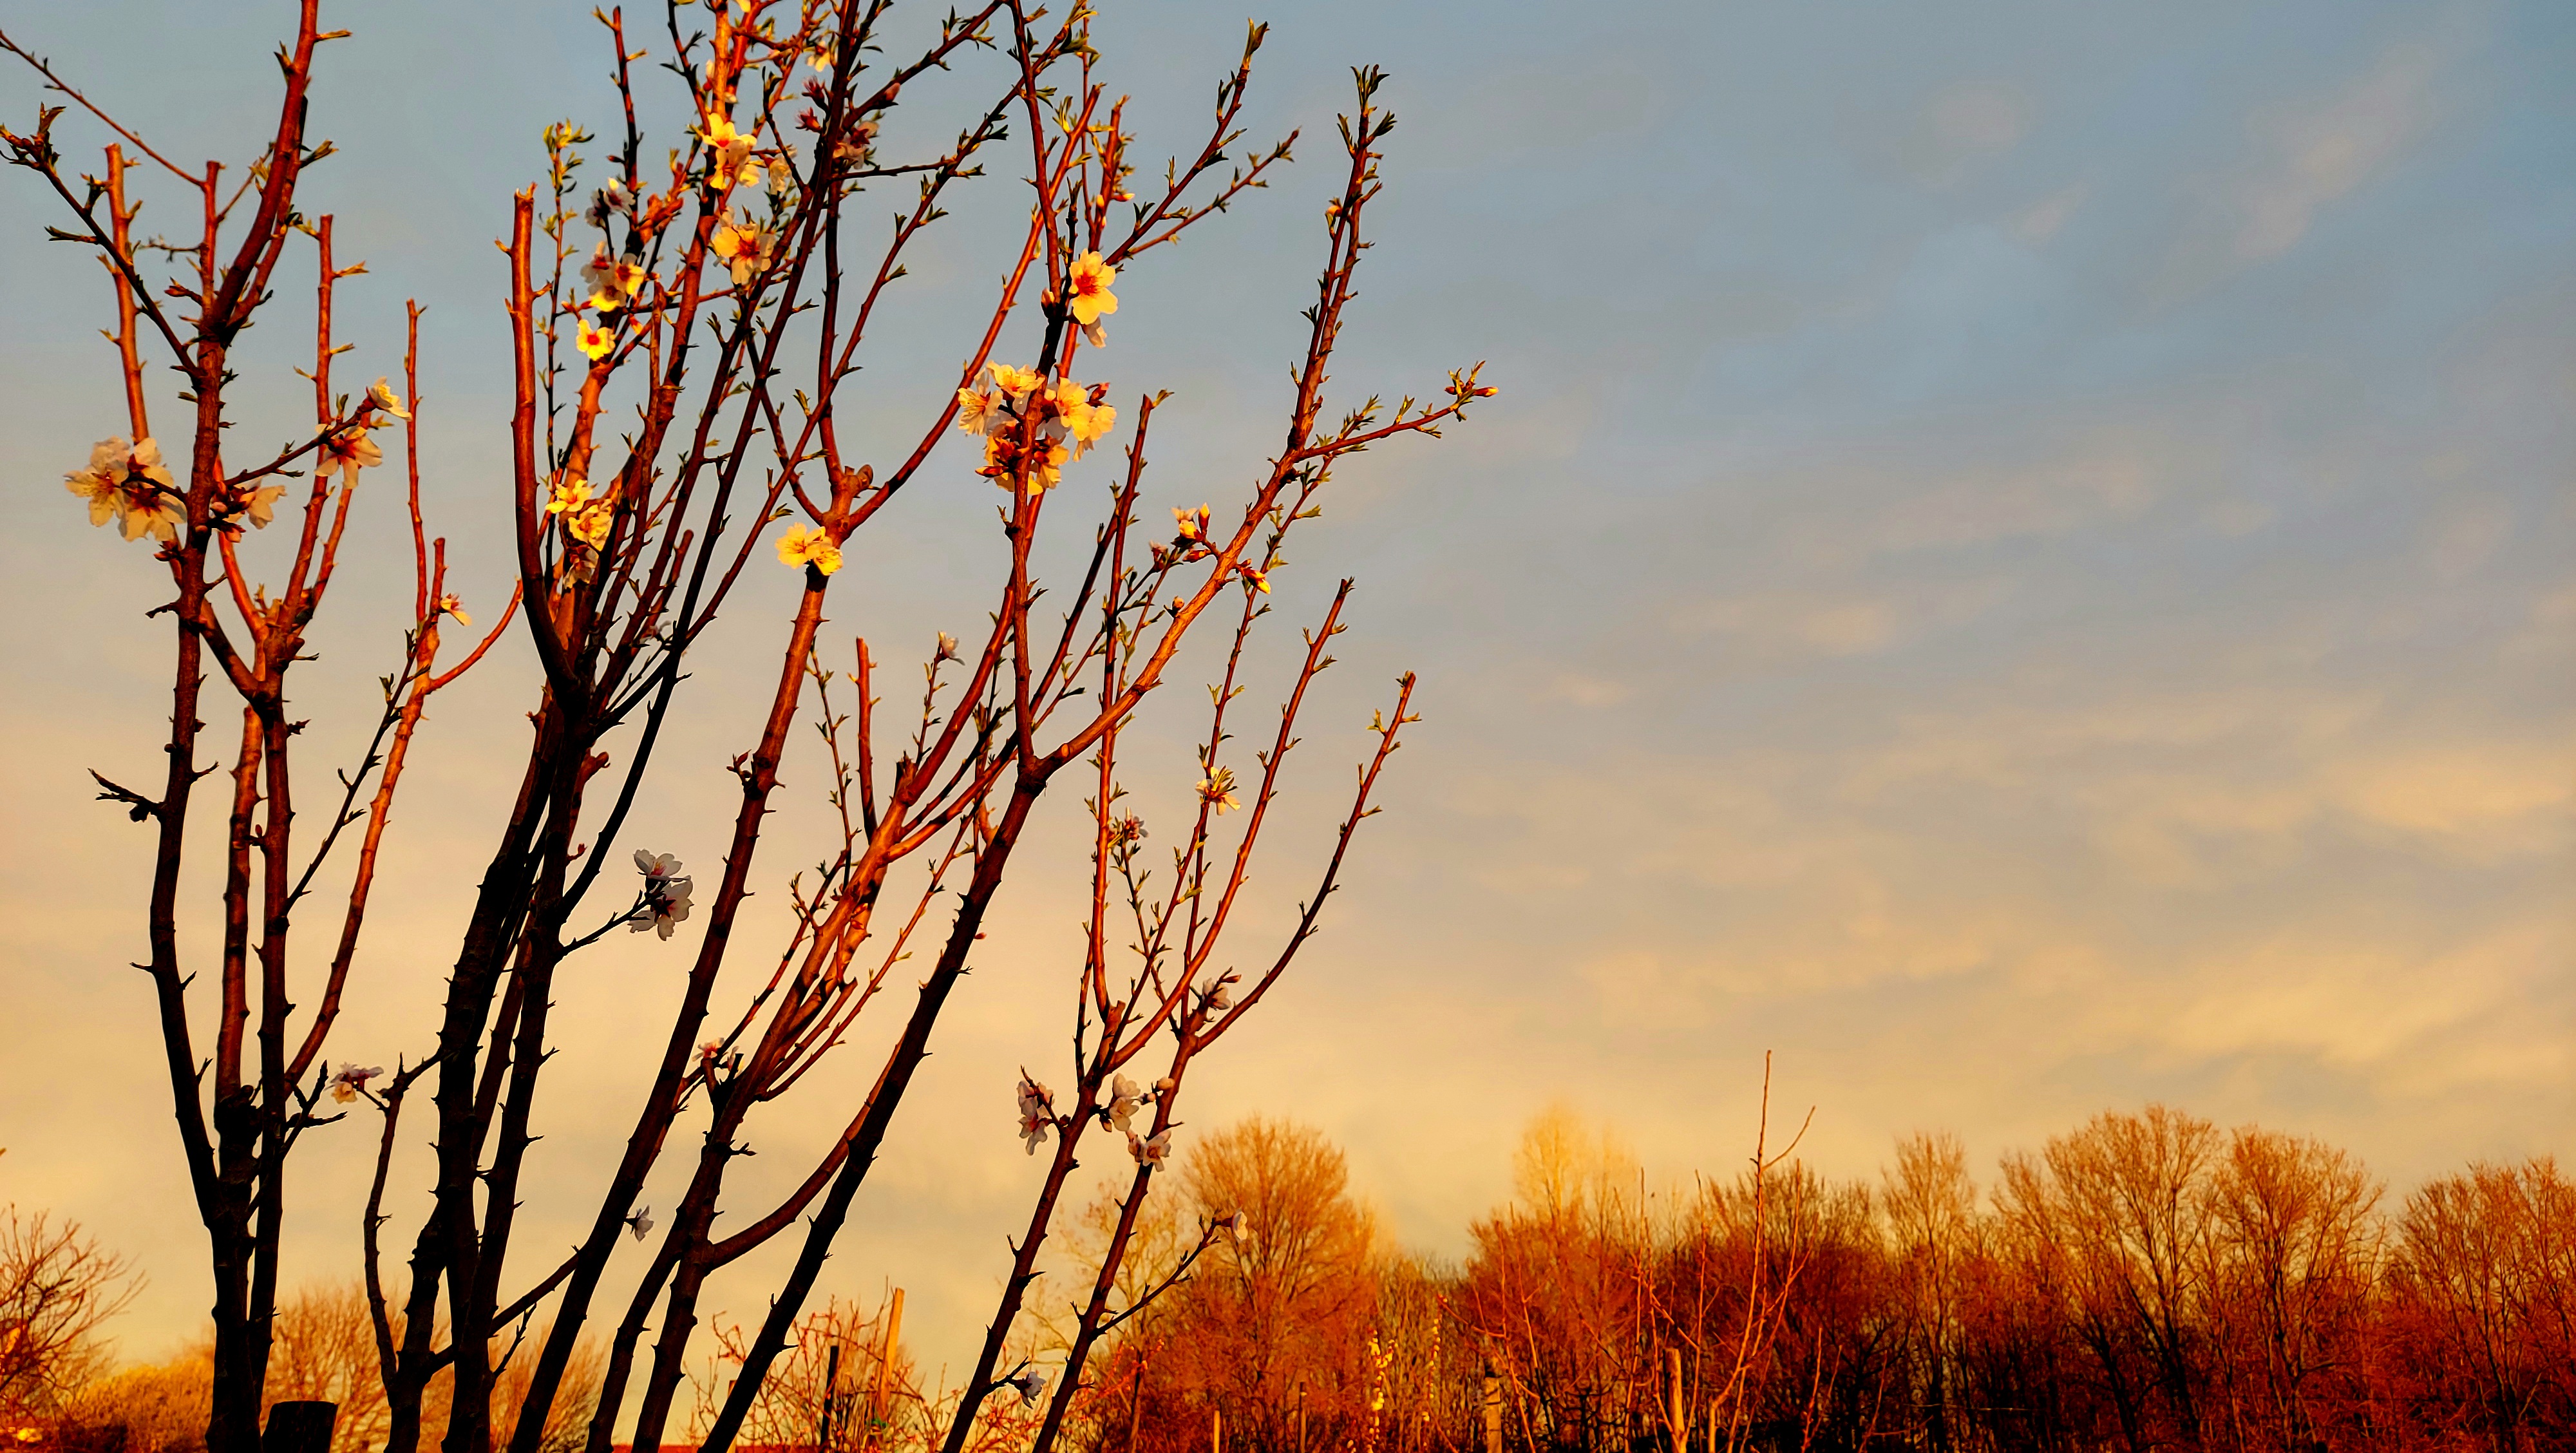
[0,1208,136,1423]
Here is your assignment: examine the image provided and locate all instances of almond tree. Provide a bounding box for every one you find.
[9,6,1482,1453]
[5,12,515,1450]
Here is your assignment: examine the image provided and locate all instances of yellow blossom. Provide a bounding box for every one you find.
[1197,766,1240,813]
[438,594,471,629]
[1173,505,1209,542]
[776,522,843,576]
[576,319,615,360]
[697,112,755,181]
[1063,394,1116,455]
[711,217,774,285]
[567,499,616,549]
[1066,251,1117,327]
[367,377,411,419]
[986,361,1043,399]
[614,259,649,297]
[545,476,595,518]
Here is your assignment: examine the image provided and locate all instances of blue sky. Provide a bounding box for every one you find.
[3,0,2570,1383]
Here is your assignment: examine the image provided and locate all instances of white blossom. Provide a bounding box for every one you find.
[585,182,632,229]
[1016,1074,1054,1155]
[1104,1074,1145,1132]
[630,850,695,940]
[1126,1127,1171,1171]
[328,1063,384,1104]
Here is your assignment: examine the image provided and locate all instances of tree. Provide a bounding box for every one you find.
[3,6,1480,1453]
[2201,1128,2381,1452]
[1180,1118,1380,1434]
[1459,1106,1650,1453]
[2386,1158,2576,1451]
[1882,1132,1975,1453]
[1997,1105,2222,1453]
[1075,1119,1381,1453]
[0,1208,134,1427]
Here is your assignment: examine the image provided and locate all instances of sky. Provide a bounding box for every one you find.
[2,0,2571,1394]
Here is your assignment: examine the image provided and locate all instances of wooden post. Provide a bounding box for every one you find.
[868,1287,904,1451]
[1481,1370,1502,1453]
[1124,1350,1150,1453]
[1665,1347,1684,1453]
[261,1403,336,1453]
[822,1340,842,1453]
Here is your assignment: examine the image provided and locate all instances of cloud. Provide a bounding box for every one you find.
[2163,923,2564,1074]
[2232,43,2439,261]
[2154,40,2444,299]
[1898,84,2037,189]
[2012,184,2088,247]
[2329,744,2573,846]
[1670,577,2012,663]
[1546,671,1632,708]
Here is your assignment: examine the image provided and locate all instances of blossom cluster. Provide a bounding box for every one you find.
[63,437,184,543]
[630,850,695,940]
[956,363,1118,495]
[1126,1125,1173,1170]
[575,243,649,361]
[545,475,620,569]
[317,377,412,475]
[64,375,411,546]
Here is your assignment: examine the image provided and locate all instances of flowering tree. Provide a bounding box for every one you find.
[4,6,1481,1453]
[5,12,515,1452]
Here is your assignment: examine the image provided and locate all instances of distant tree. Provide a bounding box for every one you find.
[1998,1105,2222,1453]
[1882,1132,1975,1453]
[1182,1119,1379,1436]
[2201,1127,2381,1452]
[0,1208,134,1427]
[1078,1119,1379,1453]
[1460,1105,1650,1453]
[2385,1157,2576,1451]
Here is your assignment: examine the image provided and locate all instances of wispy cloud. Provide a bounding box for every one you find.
[2155,38,2447,299]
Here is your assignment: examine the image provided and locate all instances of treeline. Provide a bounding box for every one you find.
[10,1108,2570,1453]
[1048,1108,2574,1453]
